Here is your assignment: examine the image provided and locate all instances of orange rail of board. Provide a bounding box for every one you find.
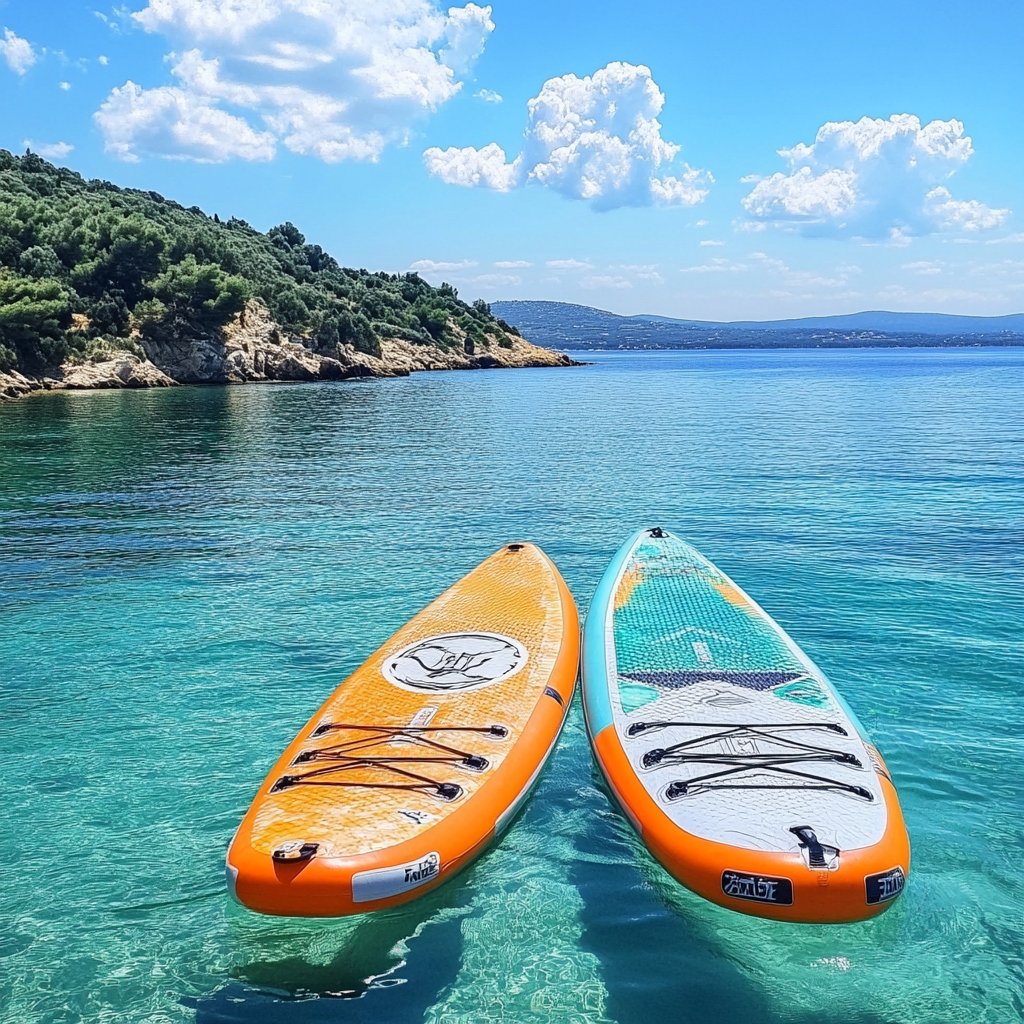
[227,542,579,916]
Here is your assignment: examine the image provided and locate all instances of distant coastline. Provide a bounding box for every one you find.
[492,300,1024,352]
[566,336,1024,352]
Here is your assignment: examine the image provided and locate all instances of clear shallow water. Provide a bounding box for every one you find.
[1,348,1022,1024]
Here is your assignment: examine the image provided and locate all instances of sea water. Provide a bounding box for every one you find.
[1,348,1021,1024]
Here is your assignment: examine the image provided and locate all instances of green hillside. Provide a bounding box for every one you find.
[0,150,520,375]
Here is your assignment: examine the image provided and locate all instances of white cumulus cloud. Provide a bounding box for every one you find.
[924,187,1009,232]
[424,140,517,189]
[424,62,711,211]
[95,0,494,163]
[741,114,1009,238]
[95,81,277,162]
[1,27,36,75]
[439,3,493,73]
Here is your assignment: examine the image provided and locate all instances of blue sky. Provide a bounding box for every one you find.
[1,0,1022,320]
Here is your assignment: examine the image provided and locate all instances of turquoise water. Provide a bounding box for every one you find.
[1,348,1022,1024]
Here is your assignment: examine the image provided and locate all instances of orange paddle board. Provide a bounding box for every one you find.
[227,542,579,916]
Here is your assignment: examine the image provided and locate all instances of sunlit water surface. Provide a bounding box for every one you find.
[1,348,1022,1024]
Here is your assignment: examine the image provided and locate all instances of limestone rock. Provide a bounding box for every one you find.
[265,345,320,381]
[60,356,175,390]
[140,332,229,383]
[2,298,576,402]
[317,357,347,380]
[0,369,39,401]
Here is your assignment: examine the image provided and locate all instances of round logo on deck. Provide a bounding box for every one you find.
[383,632,528,693]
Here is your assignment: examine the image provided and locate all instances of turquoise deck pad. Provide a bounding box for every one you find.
[614,539,811,687]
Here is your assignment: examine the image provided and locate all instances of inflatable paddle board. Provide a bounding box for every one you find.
[228,543,579,916]
[582,528,909,923]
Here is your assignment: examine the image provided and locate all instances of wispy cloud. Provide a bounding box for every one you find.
[94,5,149,34]
[581,274,632,290]
[678,252,862,297]
[23,140,75,159]
[859,227,914,249]
[546,259,593,271]
[966,258,1024,280]
[680,257,746,274]
[408,259,479,273]
[614,263,664,283]
[468,273,520,288]
[902,260,944,276]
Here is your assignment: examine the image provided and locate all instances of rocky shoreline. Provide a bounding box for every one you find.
[0,300,577,402]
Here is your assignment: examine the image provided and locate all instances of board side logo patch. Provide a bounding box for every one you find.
[352,852,441,903]
[722,870,794,905]
[865,866,906,905]
[383,632,527,693]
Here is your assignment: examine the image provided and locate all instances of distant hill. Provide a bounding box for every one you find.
[492,300,1024,350]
